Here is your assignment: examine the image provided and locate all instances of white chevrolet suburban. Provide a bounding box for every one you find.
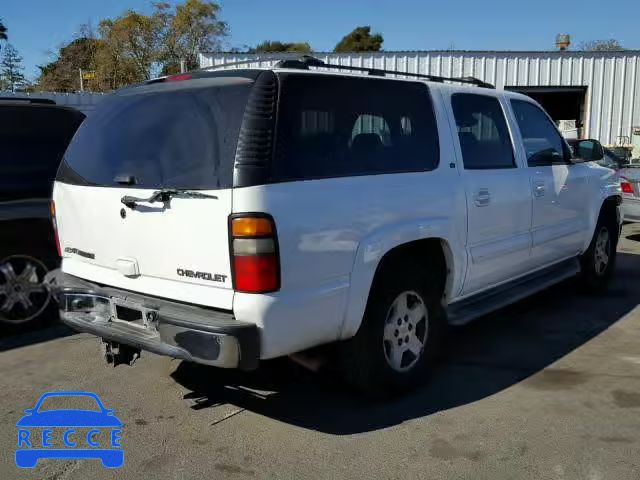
[47,56,622,395]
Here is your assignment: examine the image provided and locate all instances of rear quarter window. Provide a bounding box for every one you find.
[272,74,440,181]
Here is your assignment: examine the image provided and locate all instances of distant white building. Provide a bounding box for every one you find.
[200,50,640,150]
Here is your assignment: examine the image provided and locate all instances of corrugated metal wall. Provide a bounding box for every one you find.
[200,51,640,146]
[0,91,105,115]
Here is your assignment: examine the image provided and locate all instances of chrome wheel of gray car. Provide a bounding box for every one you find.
[0,255,51,324]
[593,227,611,276]
[382,290,428,372]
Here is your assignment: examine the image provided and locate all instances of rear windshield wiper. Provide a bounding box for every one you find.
[121,189,218,209]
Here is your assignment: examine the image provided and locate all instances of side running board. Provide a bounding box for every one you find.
[447,258,580,326]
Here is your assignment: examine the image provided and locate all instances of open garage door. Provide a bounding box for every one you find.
[506,86,587,139]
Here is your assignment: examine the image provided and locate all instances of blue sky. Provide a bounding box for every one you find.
[1,0,637,79]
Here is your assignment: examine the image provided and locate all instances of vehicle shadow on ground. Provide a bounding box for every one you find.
[0,318,74,352]
[171,252,640,435]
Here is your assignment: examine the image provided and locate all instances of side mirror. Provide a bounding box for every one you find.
[574,139,604,162]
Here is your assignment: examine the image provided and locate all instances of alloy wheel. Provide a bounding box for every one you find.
[382,290,429,372]
[0,255,51,324]
[593,227,610,276]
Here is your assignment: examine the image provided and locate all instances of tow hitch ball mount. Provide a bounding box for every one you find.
[101,340,141,367]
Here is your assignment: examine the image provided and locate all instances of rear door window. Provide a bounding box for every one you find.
[451,93,515,170]
[273,74,439,181]
[61,78,253,189]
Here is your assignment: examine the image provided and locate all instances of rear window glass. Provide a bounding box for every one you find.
[273,74,439,181]
[62,78,253,189]
[0,106,84,201]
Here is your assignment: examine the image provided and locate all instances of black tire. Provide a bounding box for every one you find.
[579,209,618,291]
[338,259,447,397]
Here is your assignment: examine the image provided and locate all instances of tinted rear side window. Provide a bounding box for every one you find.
[0,106,84,201]
[451,94,515,170]
[61,78,253,189]
[273,74,439,181]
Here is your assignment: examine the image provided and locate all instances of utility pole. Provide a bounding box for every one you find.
[79,68,84,92]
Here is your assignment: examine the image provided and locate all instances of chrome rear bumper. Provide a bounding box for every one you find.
[45,270,259,370]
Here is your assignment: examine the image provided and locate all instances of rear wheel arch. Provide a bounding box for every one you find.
[340,237,452,340]
[337,238,450,395]
[370,238,450,301]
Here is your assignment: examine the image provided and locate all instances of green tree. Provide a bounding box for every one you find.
[162,0,228,72]
[579,39,625,52]
[249,40,312,54]
[96,1,227,80]
[37,0,230,91]
[38,37,101,92]
[1,43,25,92]
[99,10,165,81]
[334,26,383,53]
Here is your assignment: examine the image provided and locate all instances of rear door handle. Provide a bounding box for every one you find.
[473,189,491,207]
[533,181,546,197]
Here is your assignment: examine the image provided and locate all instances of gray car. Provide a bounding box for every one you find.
[618,163,640,222]
[596,148,640,223]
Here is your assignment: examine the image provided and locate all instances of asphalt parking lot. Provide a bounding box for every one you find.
[1,223,640,479]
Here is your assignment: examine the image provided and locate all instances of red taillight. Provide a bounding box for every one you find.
[166,73,192,82]
[230,216,280,293]
[621,178,634,194]
[50,201,61,257]
[234,255,279,292]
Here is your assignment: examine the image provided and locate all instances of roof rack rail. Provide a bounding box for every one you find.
[200,57,293,70]
[200,55,494,88]
[275,56,495,88]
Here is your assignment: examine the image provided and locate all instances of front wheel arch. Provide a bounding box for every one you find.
[588,195,621,244]
[579,200,619,291]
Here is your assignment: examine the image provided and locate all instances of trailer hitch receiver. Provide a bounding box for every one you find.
[101,340,141,367]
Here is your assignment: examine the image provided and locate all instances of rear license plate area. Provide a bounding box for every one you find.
[114,304,142,322]
[110,298,158,331]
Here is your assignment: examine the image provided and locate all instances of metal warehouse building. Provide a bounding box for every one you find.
[0,91,104,115]
[200,50,640,150]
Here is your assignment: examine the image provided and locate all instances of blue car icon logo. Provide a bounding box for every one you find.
[16,391,123,468]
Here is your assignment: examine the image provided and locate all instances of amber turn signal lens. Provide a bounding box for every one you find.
[232,217,274,237]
